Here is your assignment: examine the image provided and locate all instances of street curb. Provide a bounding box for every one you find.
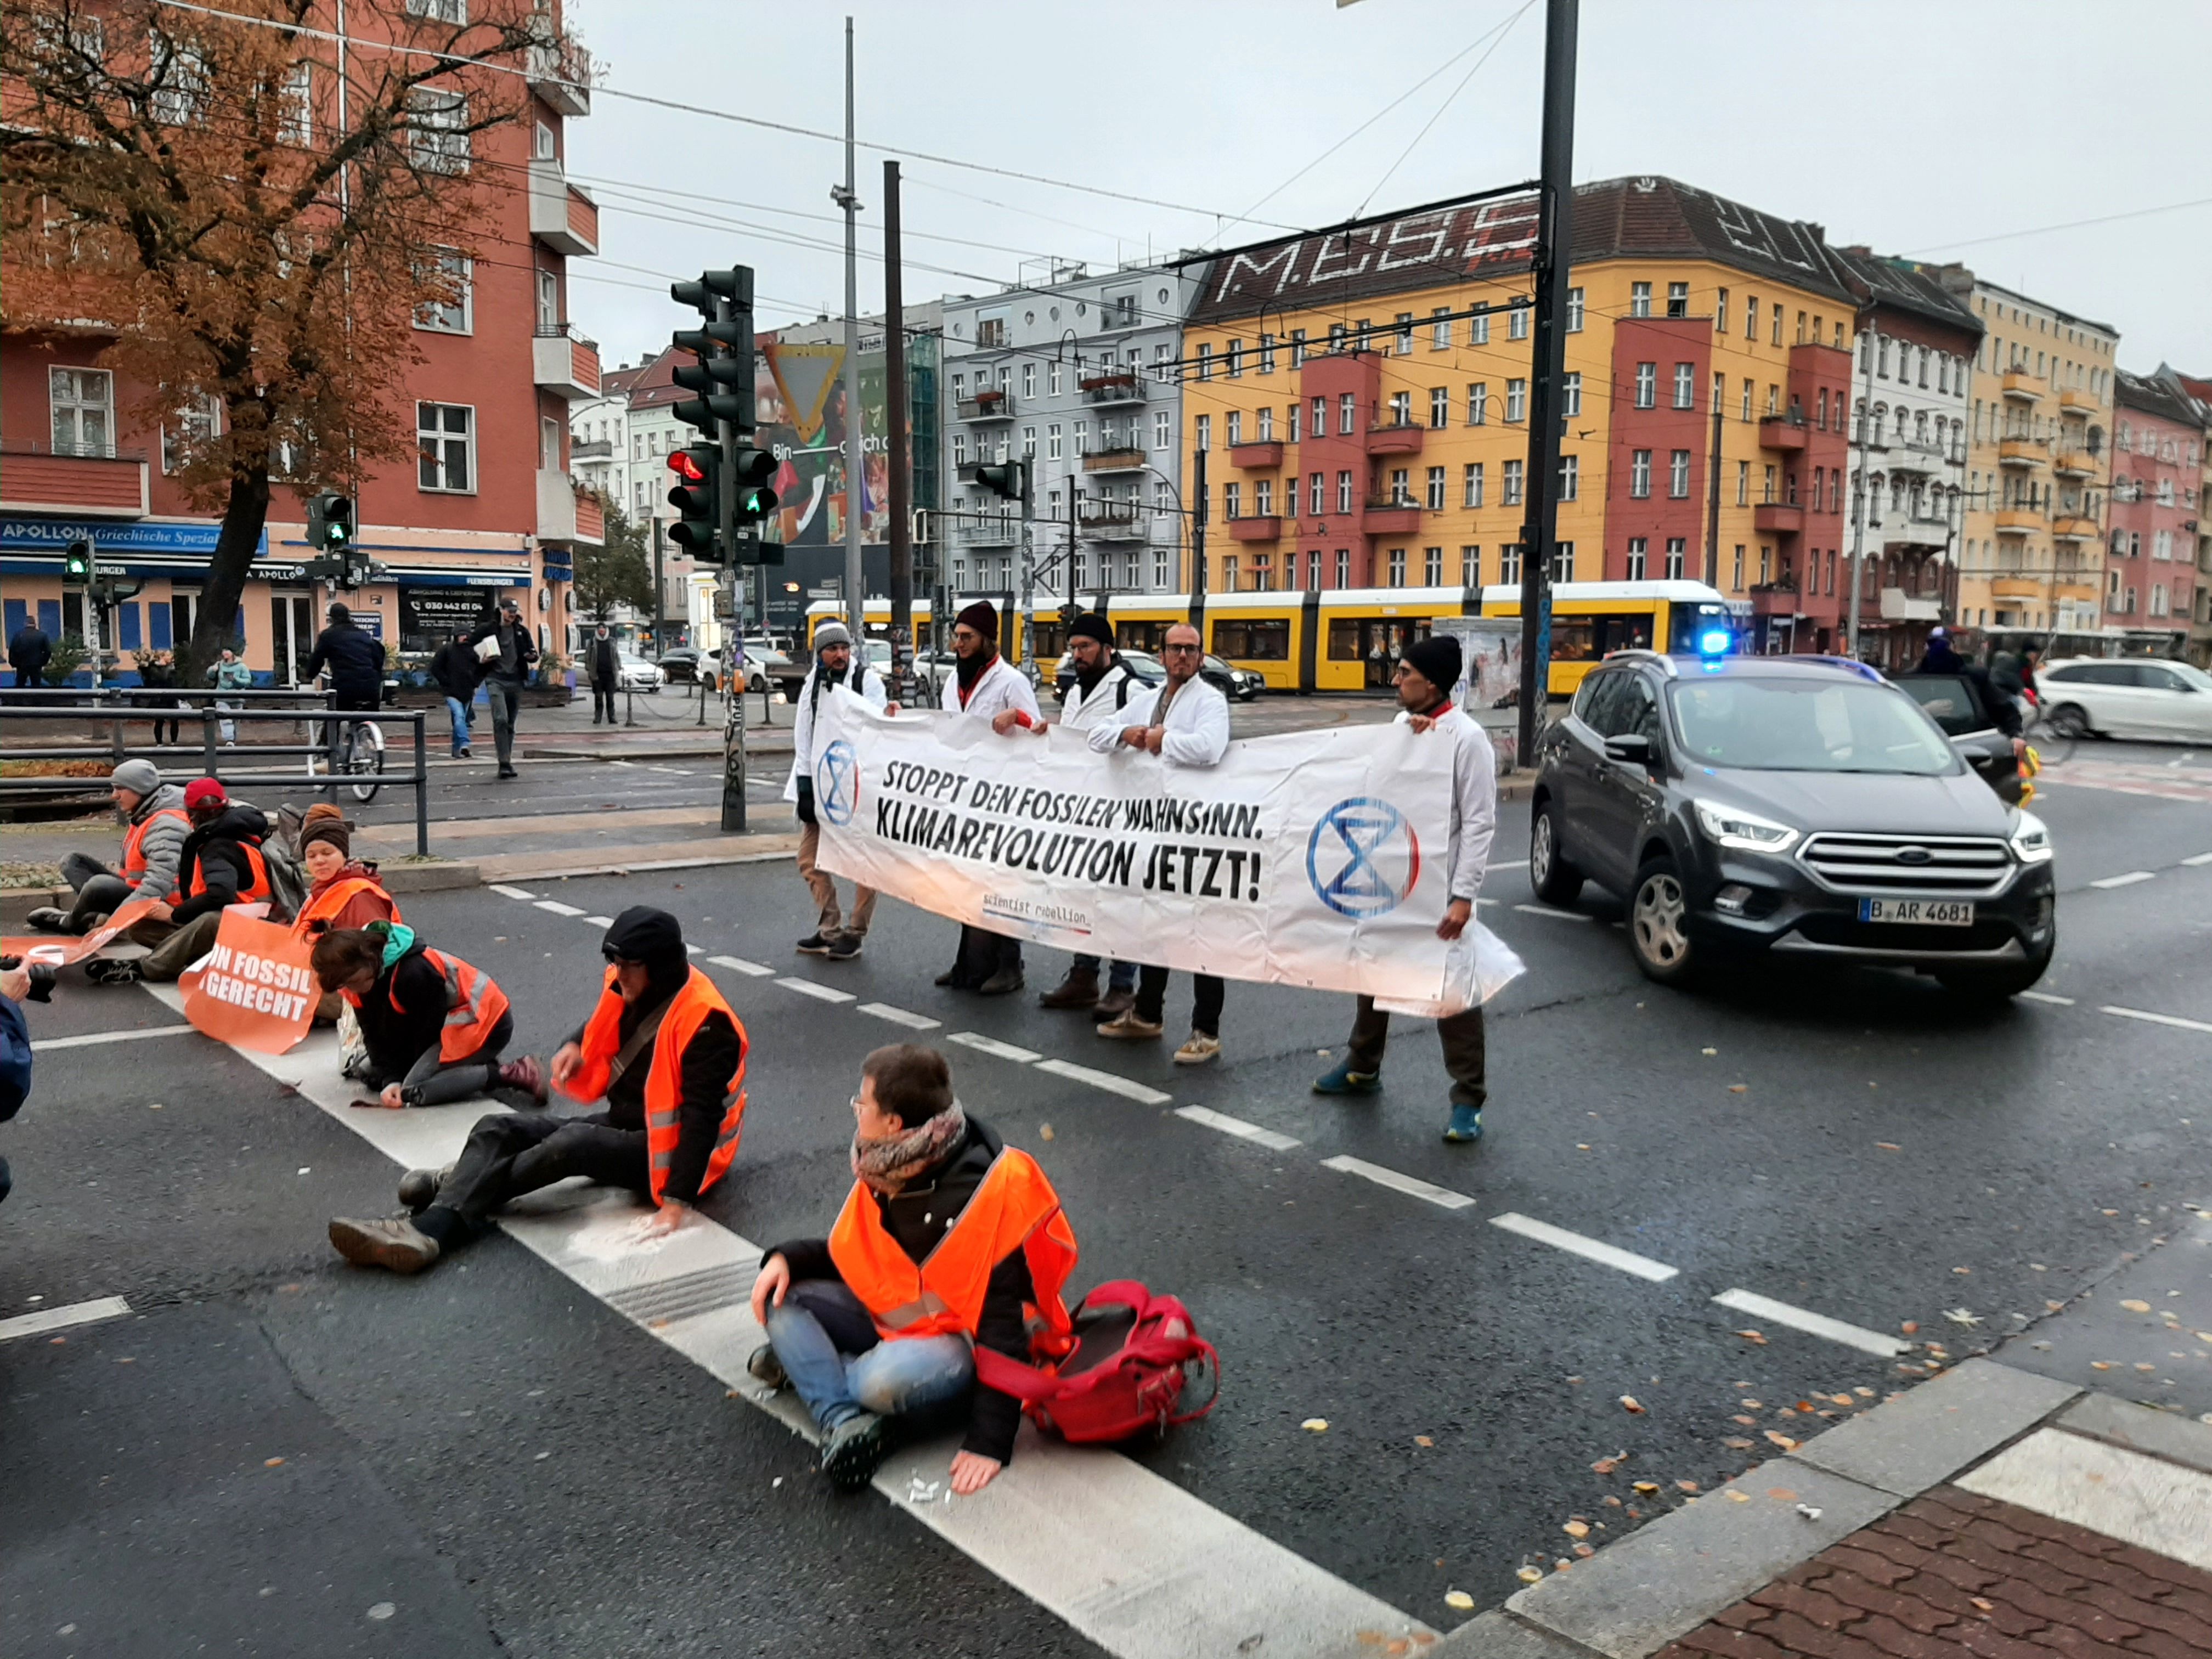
[483,845,798,883]
[1429,1359,2212,1658]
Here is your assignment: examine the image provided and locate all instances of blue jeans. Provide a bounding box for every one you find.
[765,1279,973,1432]
[443,696,471,755]
[1074,954,1136,991]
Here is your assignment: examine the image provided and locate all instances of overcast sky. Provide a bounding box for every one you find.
[565,0,2211,377]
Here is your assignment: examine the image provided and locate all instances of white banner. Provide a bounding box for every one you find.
[811,690,1519,1013]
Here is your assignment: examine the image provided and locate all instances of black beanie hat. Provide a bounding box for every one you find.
[1070,612,1113,647]
[955,600,1000,642]
[1404,634,1464,698]
[601,905,686,968]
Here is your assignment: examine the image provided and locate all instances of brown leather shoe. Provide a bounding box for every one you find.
[328,1215,441,1274]
[1037,968,1101,1009]
[1092,988,1136,1020]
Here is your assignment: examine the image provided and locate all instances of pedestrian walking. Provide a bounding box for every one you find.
[325,908,748,1276]
[1090,622,1231,1063]
[427,631,481,759]
[585,624,620,725]
[8,616,51,691]
[784,620,889,962]
[465,597,538,780]
[208,647,253,744]
[935,602,1039,995]
[24,759,187,942]
[1028,612,1142,1017]
[1312,633,1498,1143]
[137,651,185,744]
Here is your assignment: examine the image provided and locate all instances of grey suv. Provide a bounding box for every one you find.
[1528,653,2057,998]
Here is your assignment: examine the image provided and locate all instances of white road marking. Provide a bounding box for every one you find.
[857,1002,941,1030]
[1318,1154,1476,1211]
[534,900,587,916]
[1486,859,1528,870]
[775,977,855,1004]
[1174,1106,1301,1152]
[1513,904,1592,922]
[1033,1058,1173,1104]
[0,1295,132,1342]
[707,955,775,978]
[31,1025,191,1052]
[138,985,1426,1657]
[583,915,614,927]
[2100,1005,2212,1035]
[2017,990,2076,1006]
[608,759,639,768]
[2183,851,2212,867]
[1959,1428,2212,1574]
[489,884,537,900]
[1711,1288,1909,1358]
[2089,870,2157,889]
[947,1031,1043,1064]
[684,943,704,955]
[1488,1212,1679,1282]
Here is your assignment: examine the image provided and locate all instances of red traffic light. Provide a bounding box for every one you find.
[667,450,706,483]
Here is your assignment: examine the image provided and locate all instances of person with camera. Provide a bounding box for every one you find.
[1,956,35,1207]
[784,621,889,962]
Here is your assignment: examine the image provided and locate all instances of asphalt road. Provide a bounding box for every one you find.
[4,745,2208,1655]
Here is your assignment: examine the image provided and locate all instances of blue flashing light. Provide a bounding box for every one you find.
[1697,628,1733,657]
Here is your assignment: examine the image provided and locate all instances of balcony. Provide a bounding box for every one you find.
[1753,501,1805,534]
[2059,386,2099,414]
[1226,515,1282,544]
[532,325,601,400]
[2001,369,2042,402]
[2051,448,2096,478]
[537,467,577,541]
[1748,580,1801,617]
[1361,498,1423,535]
[1079,374,1147,408]
[1367,421,1426,455]
[1082,446,1146,474]
[2051,515,2101,542]
[1995,507,2041,534]
[527,37,592,117]
[529,159,598,256]
[1887,439,1961,475]
[957,517,1018,548]
[957,392,1015,422]
[0,442,148,517]
[1759,415,1810,453]
[1850,420,1890,452]
[1997,437,2047,469]
[571,436,613,460]
[1228,440,1284,470]
[1080,504,1146,541]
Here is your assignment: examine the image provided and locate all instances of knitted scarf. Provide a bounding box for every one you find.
[851,1101,969,1197]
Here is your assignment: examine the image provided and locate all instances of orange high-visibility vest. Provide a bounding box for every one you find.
[387,948,510,1063]
[829,1147,1077,1346]
[121,806,190,902]
[565,967,748,1206]
[189,840,271,905]
[290,876,399,939]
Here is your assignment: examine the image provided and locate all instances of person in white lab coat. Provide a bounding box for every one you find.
[783,621,891,961]
[1311,632,1498,1143]
[935,601,1040,994]
[1089,622,1232,1064]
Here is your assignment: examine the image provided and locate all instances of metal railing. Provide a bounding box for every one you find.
[1,688,431,855]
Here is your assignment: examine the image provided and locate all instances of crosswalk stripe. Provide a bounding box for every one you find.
[0,1295,132,1342]
[1488,1212,1679,1282]
[2088,870,2155,889]
[1033,1058,1172,1104]
[534,900,587,916]
[706,955,776,978]
[2099,1004,2212,1035]
[489,884,537,900]
[31,1025,191,1052]
[947,1031,1043,1063]
[1710,1288,1908,1358]
[1318,1154,1476,1211]
[1513,904,1592,922]
[776,977,855,1005]
[856,1002,941,1030]
[1173,1106,1301,1152]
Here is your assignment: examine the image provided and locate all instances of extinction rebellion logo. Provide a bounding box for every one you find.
[1305,797,1422,918]
[814,739,860,827]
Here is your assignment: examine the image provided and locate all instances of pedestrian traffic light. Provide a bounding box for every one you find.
[63,537,94,583]
[667,444,723,564]
[307,492,353,554]
[729,442,778,524]
[972,461,1024,501]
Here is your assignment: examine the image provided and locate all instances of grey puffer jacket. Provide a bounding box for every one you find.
[127,784,191,900]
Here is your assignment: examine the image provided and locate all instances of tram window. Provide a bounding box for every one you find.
[1548,615,1655,662]
[1548,620,1596,661]
[1327,620,1363,661]
[1213,619,1290,659]
[1116,620,1168,653]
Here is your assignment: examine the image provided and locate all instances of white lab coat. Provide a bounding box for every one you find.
[1056,658,1148,735]
[1088,673,1231,768]
[782,662,888,803]
[1391,704,1497,902]
[939,654,1040,724]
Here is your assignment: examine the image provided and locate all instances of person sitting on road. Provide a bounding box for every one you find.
[309,923,538,1110]
[84,777,272,985]
[25,759,188,942]
[326,907,748,1277]
[748,1044,1076,1496]
[290,805,400,1024]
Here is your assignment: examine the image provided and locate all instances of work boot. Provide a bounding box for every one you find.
[1037,967,1101,1010]
[24,907,70,934]
[82,957,143,985]
[396,1164,455,1211]
[1173,1031,1222,1066]
[1095,1008,1165,1041]
[820,1412,886,1493]
[977,966,1025,996]
[498,1055,548,1102]
[1312,1057,1381,1096]
[747,1344,788,1392]
[826,933,863,962]
[1442,1105,1484,1145]
[1092,986,1136,1020]
[328,1215,441,1274]
[795,932,833,956]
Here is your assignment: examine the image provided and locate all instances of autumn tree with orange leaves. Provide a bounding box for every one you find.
[0,0,581,673]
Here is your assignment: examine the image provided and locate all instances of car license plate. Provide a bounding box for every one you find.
[1858,898,1974,926]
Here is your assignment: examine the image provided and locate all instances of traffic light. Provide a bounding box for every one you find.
[729,442,778,524]
[667,444,723,563]
[670,268,754,436]
[307,492,353,554]
[972,461,1024,501]
[63,537,93,583]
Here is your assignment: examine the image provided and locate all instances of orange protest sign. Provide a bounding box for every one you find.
[178,910,319,1054]
[0,895,166,969]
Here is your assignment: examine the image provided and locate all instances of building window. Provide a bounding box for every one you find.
[1559,454,1578,502]
[1464,463,1485,508]
[1396,313,1415,355]
[279,60,313,146]
[1226,339,1244,378]
[1223,482,1240,521]
[1740,379,1753,421]
[1502,459,1524,507]
[1508,299,1530,341]
[1426,466,1447,511]
[1388,468,1410,505]
[1387,548,1407,586]
[1745,297,1759,341]
[1310,471,1324,514]
[1311,396,1327,436]
[1336,470,1353,513]
[1634,363,1656,409]
[1566,287,1584,332]
[1226,410,1243,447]
[1431,308,1452,349]
[1020,362,1035,399]
[1550,541,1575,583]
[1471,310,1490,346]
[414,249,473,333]
[1669,449,1691,498]
[1673,362,1694,409]
[1561,371,1581,416]
[1194,414,1210,452]
[1666,281,1690,319]
[952,432,968,469]
[1630,281,1652,318]
[48,366,114,456]
[1467,383,1488,425]
[1771,309,1783,347]
[161,394,221,474]
[150,42,209,125]
[1423,546,1443,585]
[1021,425,1036,459]
[1629,449,1652,498]
[1254,478,1273,517]
[1223,557,1238,592]
[1430,386,1449,429]
[1664,537,1686,579]
[1736,460,1749,505]
[1461,546,1480,585]
[1286,403,1299,444]
[408,87,471,173]
[416,401,475,492]
[1073,419,1088,454]
[1505,379,1527,422]
[1259,333,1276,374]
[1339,393,1357,435]
[1626,537,1647,580]
[1049,362,1064,396]
[1388,391,1412,426]
[1334,548,1351,589]
[1731,544,1744,589]
[1195,343,1212,382]
[1154,547,1170,589]
[1328,323,1348,353]
[1716,289,1729,334]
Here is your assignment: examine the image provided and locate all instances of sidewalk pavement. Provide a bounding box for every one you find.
[1440,1360,2212,1658]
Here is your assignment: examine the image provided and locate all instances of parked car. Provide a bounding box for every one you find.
[614,651,663,693]
[1528,650,2056,999]
[2036,657,2212,742]
[1887,670,2027,804]
[656,647,702,684]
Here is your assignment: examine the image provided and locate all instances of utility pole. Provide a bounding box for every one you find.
[1704,393,1724,589]
[1017,460,1037,683]
[1517,0,1578,766]
[651,513,666,650]
[835,17,865,647]
[1189,445,1209,629]
[1846,319,1877,658]
[883,159,914,703]
[715,283,748,831]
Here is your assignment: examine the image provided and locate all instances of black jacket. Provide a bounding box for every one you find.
[351,934,455,1085]
[173,803,273,923]
[586,635,619,687]
[9,625,52,684]
[304,622,384,695]
[465,617,539,684]
[770,1114,1037,1466]
[429,641,484,702]
[562,979,743,1206]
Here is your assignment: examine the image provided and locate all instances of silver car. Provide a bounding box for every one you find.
[2038,658,2212,742]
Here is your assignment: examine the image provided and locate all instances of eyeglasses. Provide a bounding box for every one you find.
[1160,643,1202,656]
[601,948,642,967]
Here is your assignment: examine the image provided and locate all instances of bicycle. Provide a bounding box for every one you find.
[304,695,386,804]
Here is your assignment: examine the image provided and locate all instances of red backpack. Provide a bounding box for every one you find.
[972,1279,1219,1444]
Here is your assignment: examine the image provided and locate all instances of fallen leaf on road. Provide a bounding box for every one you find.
[2102,1209,2119,1216]
[1602,1496,1622,1507]
[2047,1301,2067,1313]
[2197,1333,2212,1344]
[1734,1329,1768,1345]
[1387,1642,1410,1656]
[1632,1481,1660,1494]
[1725,1490,1750,1502]
[1620,1396,1644,1413]
[1953,1266,1972,1275]
[1572,1542,1595,1559]
[1731,1414,1758,1426]
[1944,1308,1982,1327]
[1876,1142,1901,1152]
[1701,1047,1717,1056]
[1675,1480,1699,1493]
[1301,1418,1329,1432]
[1829,1394,1855,1407]
[1443,1591,1474,1611]
[1355,1635,1386,1649]
[2090,1361,2112,1371]
[1039,1124,1056,1142]
[1971,1598,1995,1613]
[1562,1520,1590,1539]
[1764,1431,1799,1451]
[2120,1299,2151,1313]
[1900,1321,1919,1334]
[1724,1437,1754,1449]
[263,1457,284,1468]
[1415,1435,1434,1448]
[1516,1566,1544,1584]
[1728,1084,1748,1093]
[1590,1455,1621,1474]
[1741,1397,1763,1407]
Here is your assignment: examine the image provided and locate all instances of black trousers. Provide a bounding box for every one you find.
[1136,965,1224,1036]
[1347,995,1487,1109]
[949,924,1021,986]
[592,686,618,722]
[417,1110,648,1245]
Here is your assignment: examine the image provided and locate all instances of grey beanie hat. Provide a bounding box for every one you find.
[111,758,161,797]
[813,621,852,649]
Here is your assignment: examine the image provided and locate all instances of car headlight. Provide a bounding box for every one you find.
[2008,809,2053,865]
[1693,798,1801,854]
